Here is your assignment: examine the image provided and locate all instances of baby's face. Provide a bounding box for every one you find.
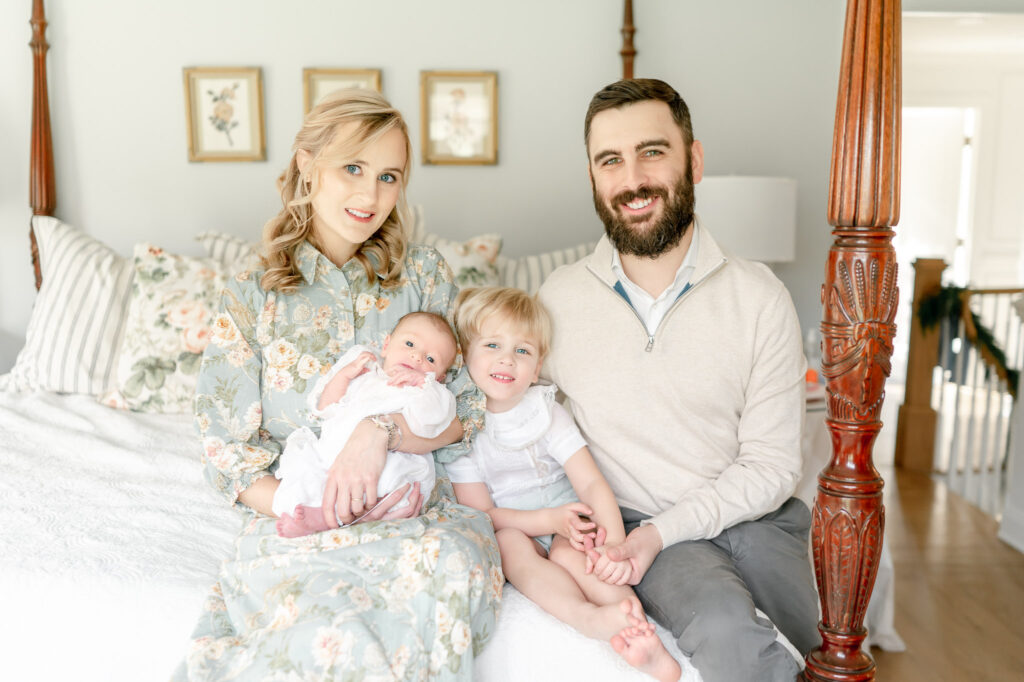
[381,316,457,377]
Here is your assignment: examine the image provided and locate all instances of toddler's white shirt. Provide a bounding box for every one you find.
[446,384,587,508]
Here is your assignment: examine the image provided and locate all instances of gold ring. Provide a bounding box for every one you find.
[352,496,362,501]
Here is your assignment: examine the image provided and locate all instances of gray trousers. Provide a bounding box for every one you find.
[622,497,819,682]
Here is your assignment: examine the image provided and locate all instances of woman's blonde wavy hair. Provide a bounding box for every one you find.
[260,88,413,293]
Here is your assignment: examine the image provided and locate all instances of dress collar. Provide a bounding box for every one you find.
[295,241,323,285]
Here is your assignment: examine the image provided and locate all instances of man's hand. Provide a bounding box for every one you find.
[593,523,663,585]
[583,545,635,585]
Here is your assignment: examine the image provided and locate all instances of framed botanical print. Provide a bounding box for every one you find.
[420,70,498,165]
[183,66,265,162]
[303,68,382,114]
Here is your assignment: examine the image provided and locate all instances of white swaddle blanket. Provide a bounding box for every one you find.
[273,345,456,517]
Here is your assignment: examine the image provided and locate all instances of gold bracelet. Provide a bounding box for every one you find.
[366,414,401,450]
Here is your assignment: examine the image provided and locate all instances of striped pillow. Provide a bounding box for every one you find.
[497,242,597,294]
[195,231,261,269]
[0,217,134,394]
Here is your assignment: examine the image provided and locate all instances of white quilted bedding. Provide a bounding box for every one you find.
[0,391,798,682]
[0,391,244,682]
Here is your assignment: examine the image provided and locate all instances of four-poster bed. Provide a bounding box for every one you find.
[14,0,900,679]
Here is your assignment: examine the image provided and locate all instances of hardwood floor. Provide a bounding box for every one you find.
[869,466,1024,681]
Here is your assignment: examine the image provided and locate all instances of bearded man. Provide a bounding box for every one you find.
[538,79,819,682]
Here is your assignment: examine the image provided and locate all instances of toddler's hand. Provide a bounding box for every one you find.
[548,502,597,549]
[584,546,637,586]
[387,366,427,387]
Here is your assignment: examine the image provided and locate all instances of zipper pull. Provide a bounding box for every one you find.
[646,335,654,352]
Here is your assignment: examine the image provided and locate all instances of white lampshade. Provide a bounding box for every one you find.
[694,176,797,263]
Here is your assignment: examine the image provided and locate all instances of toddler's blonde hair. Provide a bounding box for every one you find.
[454,287,552,359]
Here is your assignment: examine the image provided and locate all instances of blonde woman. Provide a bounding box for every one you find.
[182,90,500,680]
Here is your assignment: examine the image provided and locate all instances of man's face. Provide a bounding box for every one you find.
[587,100,703,257]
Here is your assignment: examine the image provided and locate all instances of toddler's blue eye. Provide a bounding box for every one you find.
[485,343,498,349]
[516,348,530,355]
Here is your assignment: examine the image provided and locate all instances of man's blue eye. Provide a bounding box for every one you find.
[346,165,361,175]
[603,158,621,166]
[379,173,396,183]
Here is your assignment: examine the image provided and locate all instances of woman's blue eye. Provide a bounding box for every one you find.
[346,164,361,175]
[379,173,396,183]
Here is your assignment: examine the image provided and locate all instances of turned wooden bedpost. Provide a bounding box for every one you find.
[620,0,636,79]
[804,1,900,681]
[29,0,55,291]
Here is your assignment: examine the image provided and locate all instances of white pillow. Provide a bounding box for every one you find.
[99,244,227,413]
[0,217,133,395]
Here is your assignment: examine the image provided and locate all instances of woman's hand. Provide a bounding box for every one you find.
[321,419,388,527]
[548,502,597,549]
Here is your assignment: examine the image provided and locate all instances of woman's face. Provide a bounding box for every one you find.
[304,124,408,266]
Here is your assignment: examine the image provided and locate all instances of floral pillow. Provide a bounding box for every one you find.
[100,244,226,413]
[419,233,502,288]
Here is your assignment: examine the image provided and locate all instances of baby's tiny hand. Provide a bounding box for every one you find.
[387,366,427,387]
[342,351,376,379]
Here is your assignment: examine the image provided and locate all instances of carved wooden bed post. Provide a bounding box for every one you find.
[804,1,901,680]
[620,0,635,79]
[29,0,55,290]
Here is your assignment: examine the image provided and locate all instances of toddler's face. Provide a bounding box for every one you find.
[465,316,542,413]
[381,316,456,377]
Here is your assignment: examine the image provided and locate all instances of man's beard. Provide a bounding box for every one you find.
[592,164,695,258]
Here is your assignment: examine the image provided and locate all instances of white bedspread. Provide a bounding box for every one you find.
[0,391,805,682]
[0,391,245,682]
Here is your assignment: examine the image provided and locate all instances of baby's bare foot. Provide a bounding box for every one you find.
[611,623,681,682]
[276,505,331,538]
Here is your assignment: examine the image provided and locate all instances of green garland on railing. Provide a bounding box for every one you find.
[917,285,1019,400]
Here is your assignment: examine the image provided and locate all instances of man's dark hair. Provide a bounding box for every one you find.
[584,78,694,151]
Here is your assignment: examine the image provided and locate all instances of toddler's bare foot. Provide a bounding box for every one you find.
[276,505,331,538]
[581,596,648,641]
[611,622,682,682]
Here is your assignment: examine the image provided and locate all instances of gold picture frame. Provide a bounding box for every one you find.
[183,67,265,162]
[303,68,383,114]
[420,70,498,165]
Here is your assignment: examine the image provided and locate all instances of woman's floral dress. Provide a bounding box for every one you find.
[177,241,502,681]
